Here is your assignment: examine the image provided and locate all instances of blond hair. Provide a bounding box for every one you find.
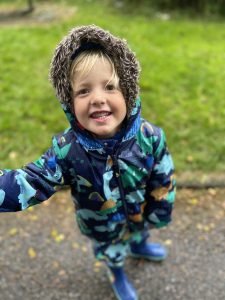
[70,50,120,91]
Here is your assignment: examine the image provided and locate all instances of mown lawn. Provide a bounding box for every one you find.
[0,0,225,174]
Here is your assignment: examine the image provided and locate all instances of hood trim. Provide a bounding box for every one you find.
[49,24,140,117]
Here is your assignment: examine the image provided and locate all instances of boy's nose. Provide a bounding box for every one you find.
[91,91,106,105]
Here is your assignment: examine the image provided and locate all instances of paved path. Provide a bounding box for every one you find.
[0,188,225,300]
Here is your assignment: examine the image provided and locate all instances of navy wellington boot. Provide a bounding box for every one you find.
[129,240,167,261]
[107,266,138,300]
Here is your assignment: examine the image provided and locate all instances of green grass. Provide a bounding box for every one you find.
[0,0,225,174]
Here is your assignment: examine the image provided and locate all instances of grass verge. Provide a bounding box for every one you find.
[0,0,224,174]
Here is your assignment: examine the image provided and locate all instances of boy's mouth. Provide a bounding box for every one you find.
[90,111,112,119]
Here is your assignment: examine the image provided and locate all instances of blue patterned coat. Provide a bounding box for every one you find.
[0,99,176,243]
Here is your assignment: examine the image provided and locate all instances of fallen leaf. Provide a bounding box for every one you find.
[203,225,210,232]
[208,188,217,196]
[188,198,198,206]
[28,214,38,221]
[81,246,87,252]
[51,229,65,243]
[9,151,18,160]
[186,155,194,162]
[58,270,66,276]
[198,235,207,241]
[51,229,58,238]
[8,228,18,236]
[72,242,80,249]
[185,207,192,213]
[52,261,60,269]
[55,234,65,243]
[28,247,37,259]
[196,223,203,230]
[93,268,100,272]
[164,239,173,246]
[66,207,73,213]
[94,261,103,268]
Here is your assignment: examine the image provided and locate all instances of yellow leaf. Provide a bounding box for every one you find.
[29,215,38,221]
[186,155,194,162]
[9,228,18,236]
[51,229,64,243]
[164,239,172,246]
[52,261,60,268]
[28,247,37,259]
[208,188,217,196]
[9,151,18,160]
[55,234,65,243]
[188,198,198,205]
[93,268,100,272]
[58,270,66,276]
[203,225,210,232]
[72,242,80,249]
[66,207,73,213]
[81,246,87,252]
[94,261,103,268]
[198,235,207,241]
[196,223,203,230]
[51,229,58,238]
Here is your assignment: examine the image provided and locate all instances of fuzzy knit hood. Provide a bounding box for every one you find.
[49,24,140,117]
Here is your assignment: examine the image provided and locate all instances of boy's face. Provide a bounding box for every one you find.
[72,58,127,139]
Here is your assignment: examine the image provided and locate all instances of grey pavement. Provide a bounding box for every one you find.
[0,188,225,300]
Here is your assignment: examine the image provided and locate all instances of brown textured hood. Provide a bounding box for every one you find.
[49,24,140,117]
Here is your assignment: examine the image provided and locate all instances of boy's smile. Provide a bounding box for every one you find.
[89,110,112,121]
[72,58,127,139]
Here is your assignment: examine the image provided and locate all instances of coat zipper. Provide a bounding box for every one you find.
[112,153,131,228]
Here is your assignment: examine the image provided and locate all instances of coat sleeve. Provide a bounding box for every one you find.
[144,128,176,228]
[0,136,66,212]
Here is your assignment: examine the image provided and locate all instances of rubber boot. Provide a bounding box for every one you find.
[107,266,138,300]
[129,240,167,261]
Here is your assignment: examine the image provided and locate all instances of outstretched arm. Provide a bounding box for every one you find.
[0,137,66,212]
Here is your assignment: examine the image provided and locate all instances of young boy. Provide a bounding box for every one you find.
[0,25,176,300]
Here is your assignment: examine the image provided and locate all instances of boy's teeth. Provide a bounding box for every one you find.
[91,112,111,118]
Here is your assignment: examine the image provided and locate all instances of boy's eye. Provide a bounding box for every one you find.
[76,88,90,96]
[105,84,116,91]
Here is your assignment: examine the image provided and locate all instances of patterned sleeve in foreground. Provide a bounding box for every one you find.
[144,128,176,228]
[0,139,65,212]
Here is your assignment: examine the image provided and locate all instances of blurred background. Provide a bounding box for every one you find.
[0,0,225,178]
[1,2,225,300]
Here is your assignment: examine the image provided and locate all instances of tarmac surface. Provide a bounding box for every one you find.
[0,188,225,300]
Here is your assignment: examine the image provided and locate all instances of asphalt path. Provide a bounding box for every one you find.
[0,188,224,300]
